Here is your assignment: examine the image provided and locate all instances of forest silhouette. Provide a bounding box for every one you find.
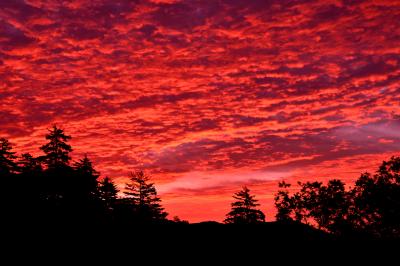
[2,125,400,239]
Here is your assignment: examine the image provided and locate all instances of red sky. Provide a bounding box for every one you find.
[1,0,400,222]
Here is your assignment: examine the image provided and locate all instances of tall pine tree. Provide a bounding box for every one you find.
[40,125,72,169]
[224,186,265,224]
[38,126,73,219]
[99,177,119,216]
[124,170,167,222]
[73,155,100,201]
[99,177,118,204]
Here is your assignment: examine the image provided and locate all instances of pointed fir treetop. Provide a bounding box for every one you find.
[124,170,168,221]
[124,170,158,206]
[74,154,100,178]
[224,186,265,224]
[231,186,260,208]
[99,177,119,203]
[40,125,72,169]
[72,154,101,201]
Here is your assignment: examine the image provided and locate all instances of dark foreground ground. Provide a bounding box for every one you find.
[6,220,395,264]
[13,220,334,241]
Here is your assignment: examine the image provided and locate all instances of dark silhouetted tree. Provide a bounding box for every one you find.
[36,126,74,221]
[352,156,400,238]
[124,170,168,222]
[0,138,17,175]
[68,154,103,222]
[224,186,265,224]
[99,177,118,215]
[14,153,44,219]
[18,153,42,173]
[316,179,352,234]
[73,155,100,201]
[274,158,400,238]
[275,181,293,222]
[275,180,353,235]
[40,125,72,169]
[1,138,18,217]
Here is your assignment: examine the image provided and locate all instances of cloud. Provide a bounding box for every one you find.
[0,21,36,50]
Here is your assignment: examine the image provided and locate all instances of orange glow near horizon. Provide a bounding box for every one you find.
[1,0,400,222]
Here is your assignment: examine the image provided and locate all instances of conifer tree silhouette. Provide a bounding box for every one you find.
[124,170,168,222]
[1,138,18,218]
[0,138,17,175]
[14,153,44,220]
[224,186,265,224]
[99,177,118,212]
[40,125,72,169]
[37,126,74,221]
[74,155,100,201]
[18,153,42,173]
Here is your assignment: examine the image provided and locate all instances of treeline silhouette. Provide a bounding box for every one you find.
[275,156,400,239]
[2,126,172,226]
[1,125,400,239]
